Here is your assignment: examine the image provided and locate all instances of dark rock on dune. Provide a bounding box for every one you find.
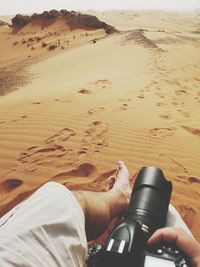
[60,9,70,15]
[65,12,117,33]
[12,14,31,27]
[30,13,40,20]
[11,10,117,34]
[66,12,79,24]
[31,10,60,20]
[41,10,60,19]
[78,14,116,33]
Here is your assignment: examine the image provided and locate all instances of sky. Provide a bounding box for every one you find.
[0,0,199,16]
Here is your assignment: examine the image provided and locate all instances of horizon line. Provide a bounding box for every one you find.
[0,7,198,17]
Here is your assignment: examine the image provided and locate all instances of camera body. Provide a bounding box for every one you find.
[87,167,189,267]
[101,218,189,267]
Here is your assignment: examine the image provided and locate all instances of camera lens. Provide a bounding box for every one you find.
[125,167,172,234]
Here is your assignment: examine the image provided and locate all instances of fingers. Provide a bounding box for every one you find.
[148,227,200,262]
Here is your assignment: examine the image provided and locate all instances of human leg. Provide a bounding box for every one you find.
[0,182,87,267]
[0,161,131,266]
[72,161,131,241]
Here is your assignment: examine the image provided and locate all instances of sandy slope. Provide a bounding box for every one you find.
[0,11,200,242]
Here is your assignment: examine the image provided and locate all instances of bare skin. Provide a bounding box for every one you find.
[148,227,200,267]
[73,161,200,267]
[73,161,131,241]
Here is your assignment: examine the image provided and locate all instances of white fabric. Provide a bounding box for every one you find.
[0,182,87,267]
[0,182,191,267]
[166,204,193,237]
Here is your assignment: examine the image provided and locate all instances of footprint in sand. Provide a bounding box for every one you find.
[85,168,117,191]
[171,101,179,106]
[1,178,23,192]
[188,177,200,184]
[118,98,132,102]
[45,128,76,146]
[156,101,167,107]
[159,114,173,120]
[159,153,188,175]
[87,107,105,115]
[18,145,67,165]
[53,165,116,192]
[155,92,165,99]
[17,120,110,183]
[79,121,109,155]
[188,176,200,194]
[53,163,97,180]
[178,110,191,118]
[31,101,41,105]
[11,115,28,123]
[137,94,145,99]
[94,79,112,88]
[175,89,188,96]
[149,127,177,138]
[119,103,128,110]
[78,89,92,95]
[18,127,76,167]
[181,125,200,137]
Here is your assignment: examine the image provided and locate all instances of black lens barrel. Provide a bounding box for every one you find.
[125,167,172,233]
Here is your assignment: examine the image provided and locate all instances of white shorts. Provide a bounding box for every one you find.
[0,182,87,267]
[167,204,193,237]
[0,182,191,267]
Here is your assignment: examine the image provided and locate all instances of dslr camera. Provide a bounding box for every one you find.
[88,167,189,267]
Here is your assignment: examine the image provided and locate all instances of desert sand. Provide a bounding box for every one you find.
[0,10,200,243]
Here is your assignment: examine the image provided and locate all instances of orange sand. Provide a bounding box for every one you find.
[0,11,199,242]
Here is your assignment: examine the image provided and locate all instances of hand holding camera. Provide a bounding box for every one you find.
[148,227,200,267]
[88,166,200,267]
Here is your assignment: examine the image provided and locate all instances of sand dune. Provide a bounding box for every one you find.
[0,10,200,242]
